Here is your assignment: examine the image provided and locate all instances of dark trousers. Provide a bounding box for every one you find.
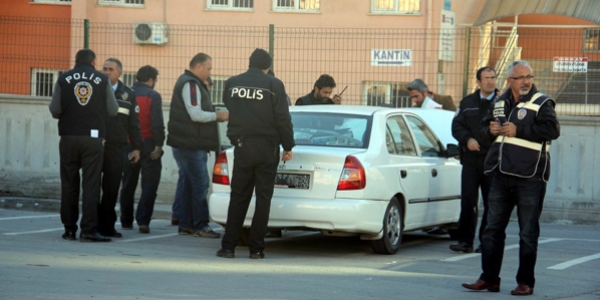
[480,172,546,288]
[119,140,162,227]
[221,139,279,253]
[97,142,126,234]
[458,155,491,246]
[59,136,104,235]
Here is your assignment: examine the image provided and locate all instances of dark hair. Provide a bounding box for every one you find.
[314,74,336,90]
[476,67,496,81]
[75,49,95,65]
[104,57,123,72]
[407,79,429,93]
[189,53,211,69]
[136,65,159,82]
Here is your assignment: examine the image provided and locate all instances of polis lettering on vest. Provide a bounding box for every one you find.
[65,72,102,85]
[231,87,263,100]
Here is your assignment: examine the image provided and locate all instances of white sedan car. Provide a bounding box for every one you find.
[209,105,461,254]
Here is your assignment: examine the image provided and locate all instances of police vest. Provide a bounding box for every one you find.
[484,93,555,179]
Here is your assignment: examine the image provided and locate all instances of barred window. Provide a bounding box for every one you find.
[584,28,600,52]
[207,0,254,10]
[209,76,230,104]
[29,0,71,4]
[31,68,65,97]
[364,82,411,107]
[372,0,420,14]
[121,73,137,87]
[98,0,144,6]
[273,0,320,12]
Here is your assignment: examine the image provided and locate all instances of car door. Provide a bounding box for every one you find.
[385,116,432,229]
[404,114,460,224]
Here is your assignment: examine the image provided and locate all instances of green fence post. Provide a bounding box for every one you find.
[84,19,90,49]
[462,27,471,97]
[269,24,274,71]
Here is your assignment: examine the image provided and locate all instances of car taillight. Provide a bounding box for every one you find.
[212,151,230,185]
[337,155,366,190]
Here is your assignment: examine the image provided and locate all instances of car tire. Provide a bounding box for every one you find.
[371,197,402,255]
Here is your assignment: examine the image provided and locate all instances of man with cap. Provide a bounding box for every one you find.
[217,48,295,259]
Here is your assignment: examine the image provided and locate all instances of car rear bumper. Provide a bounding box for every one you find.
[208,193,388,234]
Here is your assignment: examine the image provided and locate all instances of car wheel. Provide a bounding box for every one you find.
[371,198,402,255]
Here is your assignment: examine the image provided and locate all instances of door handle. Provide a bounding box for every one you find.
[400,170,407,178]
[431,169,438,177]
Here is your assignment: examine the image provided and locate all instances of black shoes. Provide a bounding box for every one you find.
[194,226,221,238]
[216,248,235,258]
[139,225,150,234]
[178,228,195,235]
[449,242,474,253]
[62,231,76,241]
[121,224,133,230]
[100,230,123,238]
[79,233,112,242]
[249,251,265,259]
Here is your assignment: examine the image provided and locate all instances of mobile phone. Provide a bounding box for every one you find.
[339,85,348,96]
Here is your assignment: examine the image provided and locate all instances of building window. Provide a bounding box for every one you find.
[98,0,144,6]
[207,0,254,10]
[364,82,411,107]
[29,0,71,4]
[31,68,65,97]
[372,0,420,14]
[209,76,229,104]
[273,0,320,12]
[584,28,600,52]
[121,72,137,87]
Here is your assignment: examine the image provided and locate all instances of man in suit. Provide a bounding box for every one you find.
[407,78,457,111]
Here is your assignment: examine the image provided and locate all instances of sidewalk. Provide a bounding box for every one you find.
[0,196,173,220]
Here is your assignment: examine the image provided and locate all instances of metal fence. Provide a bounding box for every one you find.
[2,15,600,116]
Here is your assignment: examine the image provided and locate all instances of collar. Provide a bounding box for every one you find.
[111,82,118,92]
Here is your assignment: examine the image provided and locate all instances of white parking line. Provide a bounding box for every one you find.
[117,233,179,242]
[3,227,64,235]
[0,214,59,221]
[441,238,564,262]
[548,253,600,270]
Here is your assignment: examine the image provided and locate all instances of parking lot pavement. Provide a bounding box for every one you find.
[1,208,599,300]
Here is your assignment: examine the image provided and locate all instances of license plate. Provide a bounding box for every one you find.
[275,173,310,189]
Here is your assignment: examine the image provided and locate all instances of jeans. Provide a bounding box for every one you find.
[119,140,162,227]
[480,172,546,288]
[171,168,185,221]
[171,147,210,230]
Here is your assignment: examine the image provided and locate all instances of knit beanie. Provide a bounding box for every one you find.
[248,48,272,70]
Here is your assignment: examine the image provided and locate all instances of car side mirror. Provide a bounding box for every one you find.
[445,143,460,158]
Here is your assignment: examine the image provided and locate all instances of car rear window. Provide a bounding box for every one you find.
[290,112,371,148]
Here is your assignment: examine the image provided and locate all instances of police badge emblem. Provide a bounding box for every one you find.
[518,108,527,120]
[121,92,128,100]
[74,82,93,105]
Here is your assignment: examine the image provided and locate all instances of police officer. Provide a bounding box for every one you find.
[97,58,142,238]
[462,60,560,295]
[217,48,295,259]
[49,49,118,242]
[449,67,498,253]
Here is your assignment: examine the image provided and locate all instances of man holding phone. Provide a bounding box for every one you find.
[295,74,344,105]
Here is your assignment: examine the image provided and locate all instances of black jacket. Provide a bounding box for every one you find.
[482,85,560,179]
[295,92,334,105]
[105,81,142,149]
[224,68,295,151]
[451,89,498,161]
[167,70,218,152]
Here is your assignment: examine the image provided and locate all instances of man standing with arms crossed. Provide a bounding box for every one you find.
[462,60,560,296]
[49,49,118,242]
[97,57,142,238]
[168,53,228,238]
[449,67,498,253]
[217,48,294,259]
[119,65,165,233]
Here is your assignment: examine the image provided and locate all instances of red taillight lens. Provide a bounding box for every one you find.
[337,156,366,190]
[212,151,230,185]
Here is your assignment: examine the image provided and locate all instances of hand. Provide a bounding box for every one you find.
[282,150,293,162]
[216,111,229,122]
[489,120,502,136]
[150,146,163,160]
[466,138,480,151]
[500,122,517,137]
[331,94,342,104]
[129,150,141,164]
